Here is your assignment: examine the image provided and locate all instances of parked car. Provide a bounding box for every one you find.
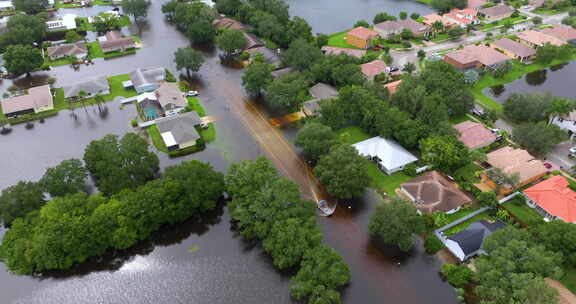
[185,90,198,97]
[543,162,552,170]
[200,122,209,129]
[570,146,576,154]
[472,104,485,117]
[389,66,399,72]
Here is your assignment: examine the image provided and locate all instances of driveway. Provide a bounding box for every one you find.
[547,140,576,170]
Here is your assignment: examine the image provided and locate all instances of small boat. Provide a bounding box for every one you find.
[317,200,336,217]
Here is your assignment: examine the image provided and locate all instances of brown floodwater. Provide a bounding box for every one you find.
[0,0,456,303]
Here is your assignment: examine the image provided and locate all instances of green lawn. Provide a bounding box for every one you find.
[561,267,576,294]
[186,97,206,116]
[478,15,528,32]
[87,42,104,59]
[327,31,361,49]
[337,126,371,145]
[53,88,67,111]
[534,7,568,15]
[430,33,450,43]
[147,125,168,153]
[454,163,483,183]
[367,164,413,195]
[472,56,576,112]
[147,123,215,155]
[103,48,137,59]
[200,123,216,143]
[449,114,470,125]
[440,205,482,228]
[43,56,73,67]
[502,200,543,225]
[443,211,493,236]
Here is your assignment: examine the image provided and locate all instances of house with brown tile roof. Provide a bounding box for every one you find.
[423,14,454,28]
[302,83,338,117]
[47,42,87,60]
[384,80,402,95]
[99,30,136,54]
[517,30,566,48]
[443,8,479,27]
[444,44,510,70]
[155,82,187,111]
[360,60,388,81]
[346,26,379,49]
[401,171,473,214]
[478,5,514,21]
[243,33,264,50]
[490,38,536,62]
[321,46,366,58]
[374,19,428,38]
[485,146,548,192]
[453,121,497,150]
[467,0,487,9]
[542,25,576,44]
[212,17,247,31]
[524,176,576,223]
[0,85,53,118]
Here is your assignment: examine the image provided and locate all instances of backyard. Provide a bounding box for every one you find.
[327,31,361,49]
[478,15,528,32]
[561,267,576,294]
[442,210,494,236]
[336,126,371,145]
[501,196,543,225]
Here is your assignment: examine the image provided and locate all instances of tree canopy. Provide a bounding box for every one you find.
[420,135,471,173]
[266,73,310,110]
[216,29,247,55]
[242,61,274,95]
[174,47,205,78]
[0,181,45,227]
[281,38,323,71]
[0,14,47,52]
[83,133,159,196]
[121,0,150,20]
[3,45,43,76]
[512,122,566,156]
[40,159,87,198]
[295,122,339,161]
[13,0,47,14]
[314,145,370,199]
[503,92,553,123]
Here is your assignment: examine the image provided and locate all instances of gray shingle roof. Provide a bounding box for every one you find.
[130,67,166,88]
[309,83,338,99]
[62,75,110,98]
[448,220,506,256]
[47,42,87,58]
[156,111,202,145]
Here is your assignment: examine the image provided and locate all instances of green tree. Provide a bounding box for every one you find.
[485,167,520,192]
[536,43,558,64]
[187,19,217,43]
[214,0,241,15]
[477,191,498,208]
[0,181,45,227]
[534,221,576,265]
[92,13,122,32]
[0,14,47,51]
[420,135,470,173]
[266,73,309,110]
[295,122,339,160]
[314,145,370,199]
[13,0,47,14]
[533,16,543,25]
[281,38,323,71]
[216,29,246,56]
[504,92,553,123]
[83,134,159,196]
[65,31,82,43]
[287,16,313,43]
[417,49,426,60]
[290,245,351,304]
[174,47,205,79]
[431,0,466,12]
[402,62,416,74]
[441,264,474,287]
[373,12,397,24]
[353,20,370,28]
[3,45,43,76]
[410,13,421,20]
[121,0,150,20]
[368,197,426,251]
[513,122,566,156]
[40,159,87,198]
[447,26,465,40]
[546,97,574,124]
[242,61,274,96]
[399,11,408,20]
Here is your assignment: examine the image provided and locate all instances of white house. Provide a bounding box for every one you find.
[46,14,77,31]
[0,1,14,11]
[352,136,417,174]
[551,111,576,135]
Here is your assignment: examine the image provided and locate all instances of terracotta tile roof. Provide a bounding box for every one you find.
[212,17,247,31]
[491,38,536,57]
[384,80,402,95]
[47,42,87,58]
[524,176,576,223]
[347,26,379,40]
[374,19,427,35]
[542,25,576,42]
[401,171,472,214]
[453,121,497,149]
[423,14,454,27]
[360,60,387,77]
[479,4,514,18]
[467,0,487,9]
[321,46,366,58]
[445,49,478,65]
[443,8,478,25]
[0,85,53,115]
[446,45,510,66]
[487,147,548,184]
[518,30,566,47]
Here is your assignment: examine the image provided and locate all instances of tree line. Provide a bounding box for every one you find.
[226,158,351,304]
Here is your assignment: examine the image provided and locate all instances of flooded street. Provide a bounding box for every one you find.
[0,0,456,303]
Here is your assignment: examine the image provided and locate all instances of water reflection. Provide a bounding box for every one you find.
[525,69,547,86]
[489,84,505,97]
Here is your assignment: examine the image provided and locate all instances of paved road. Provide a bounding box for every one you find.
[547,140,576,170]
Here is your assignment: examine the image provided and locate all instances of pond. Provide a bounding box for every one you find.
[483,61,576,103]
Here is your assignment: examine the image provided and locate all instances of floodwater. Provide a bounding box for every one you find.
[285,0,434,34]
[484,61,576,103]
[0,0,456,303]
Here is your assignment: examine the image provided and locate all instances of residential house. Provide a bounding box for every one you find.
[156,111,203,151]
[137,82,187,120]
[485,147,548,193]
[550,111,576,134]
[530,0,561,8]
[384,80,402,95]
[243,33,264,50]
[302,83,338,117]
[374,19,428,38]
[423,14,454,28]
[346,26,379,49]
[467,0,487,9]
[271,67,294,79]
[352,136,418,174]
[320,46,366,59]
[444,45,510,70]
[478,5,515,21]
[490,38,536,62]
[453,121,497,150]
[99,30,136,53]
[542,25,576,45]
[0,1,14,11]
[46,14,77,31]
[212,17,247,31]
[360,60,388,81]
[246,47,281,67]
[0,85,53,118]
[517,30,566,47]
[129,67,166,93]
[442,8,479,27]
[47,42,88,60]
[444,220,506,261]
[524,176,576,223]
[63,75,110,99]
[401,171,473,214]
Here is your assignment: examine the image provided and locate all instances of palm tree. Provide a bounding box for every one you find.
[94,93,105,112]
[431,21,444,38]
[77,90,88,113]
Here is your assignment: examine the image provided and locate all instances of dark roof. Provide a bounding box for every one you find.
[63,75,110,98]
[491,38,536,57]
[448,220,506,256]
[47,42,87,58]
[130,67,166,88]
[156,111,202,145]
[100,37,135,53]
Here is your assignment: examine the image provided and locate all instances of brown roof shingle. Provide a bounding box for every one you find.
[47,42,87,58]
[487,147,548,184]
[518,30,566,47]
[401,171,472,214]
[347,26,379,40]
[542,25,576,42]
[491,38,536,58]
[453,121,497,149]
[0,85,53,115]
[360,60,388,77]
[479,4,514,18]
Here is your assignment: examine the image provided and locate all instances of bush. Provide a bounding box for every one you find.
[130,119,138,127]
[239,51,250,61]
[477,191,498,208]
[441,264,474,287]
[401,41,411,48]
[165,69,176,82]
[424,234,445,254]
[402,163,419,177]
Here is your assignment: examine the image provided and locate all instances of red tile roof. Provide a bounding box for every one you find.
[518,30,566,47]
[443,8,478,25]
[467,0,487,9]
[453,121,497,149]
[542,25,576,42]
[524,176,576,223]
[384,80,402,95]
[0,85,53,115]
[347,26,379,40]
[360,60,388,77]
